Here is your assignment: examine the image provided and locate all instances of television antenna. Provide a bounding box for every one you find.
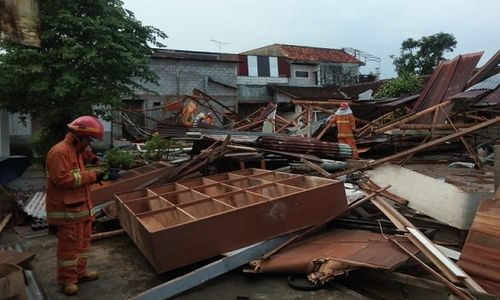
[210,39,230,53]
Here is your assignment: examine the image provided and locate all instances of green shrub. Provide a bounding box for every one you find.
[104,148,135,170]
[145,134,171,161]
[29,130,60,166]
[375,73,423,98]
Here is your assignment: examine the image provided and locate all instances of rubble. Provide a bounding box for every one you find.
[1,48,500,299]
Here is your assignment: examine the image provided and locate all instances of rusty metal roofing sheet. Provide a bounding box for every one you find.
[458,196,500,295]
[412,52,483,123]
[115,169,349,273]
[450,89,492,101]
[257,136,352,159]
[467,50,500,88]
[254,229,418,274]
[475,86,500,106]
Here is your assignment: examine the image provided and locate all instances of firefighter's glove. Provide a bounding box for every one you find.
[95,170,106,184]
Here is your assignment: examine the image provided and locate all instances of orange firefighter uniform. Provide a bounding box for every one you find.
[45,116,103,294]
[329,102,359,159]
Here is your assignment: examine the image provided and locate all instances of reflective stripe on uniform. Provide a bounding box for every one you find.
[71,169,82,187]
[336,120,351,124]
[47,209,91,220]
[59,258,78,268]
[79,252,90,259]
[338,133,354,137]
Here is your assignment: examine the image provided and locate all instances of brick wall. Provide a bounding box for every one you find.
[320,62,360,86]
[140,58,237,97]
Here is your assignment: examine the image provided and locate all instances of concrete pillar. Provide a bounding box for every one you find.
[495,145,500,193]
[0,110,10,157]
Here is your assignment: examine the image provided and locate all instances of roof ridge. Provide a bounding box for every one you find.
[276,43,346,52]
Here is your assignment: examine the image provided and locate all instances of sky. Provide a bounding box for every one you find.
[122,0,500,79]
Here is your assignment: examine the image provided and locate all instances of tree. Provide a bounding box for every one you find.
[392,32,457,76]
[0,0,166,158]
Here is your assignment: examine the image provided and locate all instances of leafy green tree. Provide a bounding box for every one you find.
[375,73,423,98]
[392,32,457,76]
[0,0,166,158]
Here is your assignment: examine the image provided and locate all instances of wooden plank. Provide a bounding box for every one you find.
[375,100,453,134]
[132,234,292,300]
[0,213,12,233]
[369,194,486,293]
[300,158,331,177]
[0,250,35,266]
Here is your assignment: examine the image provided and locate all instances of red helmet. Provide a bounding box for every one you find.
[67,116,104,141]
[340,102,349,109]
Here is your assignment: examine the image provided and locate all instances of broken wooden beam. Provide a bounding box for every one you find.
[333,117,500,177]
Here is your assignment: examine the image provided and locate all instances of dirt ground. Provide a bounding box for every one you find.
[0,163,488,299]
[1,228,452,300]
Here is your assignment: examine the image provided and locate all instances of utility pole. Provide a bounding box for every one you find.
[210,39,230,53]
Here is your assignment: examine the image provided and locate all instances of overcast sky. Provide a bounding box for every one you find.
[122,0,500,79]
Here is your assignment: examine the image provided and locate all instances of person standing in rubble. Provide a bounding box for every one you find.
[45,116,105,295]
[204,112,214,125]
[329,102,359,159]
[181,100,198,127]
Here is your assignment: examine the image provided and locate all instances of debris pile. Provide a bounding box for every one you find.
[1,49,500,299]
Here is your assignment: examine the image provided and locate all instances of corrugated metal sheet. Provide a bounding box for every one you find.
[254,229,418,274]
[450,89,492,101]
[458,196,500,295]
[467,50,500,88]
[475,87,500,106]
[466,73,500,91]
[257,136,352,159]
[23,192,45,219]
[411,52,483,124]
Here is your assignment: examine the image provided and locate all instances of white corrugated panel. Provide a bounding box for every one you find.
[467,73,500,91]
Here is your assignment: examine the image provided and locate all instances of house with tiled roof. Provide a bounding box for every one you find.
[236,44,364,116]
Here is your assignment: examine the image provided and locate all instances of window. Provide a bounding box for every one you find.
[295,71,309,78]
[269,57,278,77]
[313,71,319,85]
[248,56,258,76]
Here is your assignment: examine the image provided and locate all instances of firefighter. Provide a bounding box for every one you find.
[45,116,105,295]
[329,102,359,159]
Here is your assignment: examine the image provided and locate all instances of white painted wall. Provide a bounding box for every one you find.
[9,113,31,135]
[366,164,492,229]
[289,64,320,86]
